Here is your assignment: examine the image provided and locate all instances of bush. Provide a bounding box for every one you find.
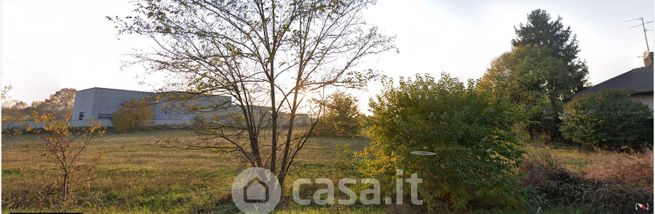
[561,90,653,150]
[112,99,153,132]
[519,151,653,213]
[313,92,362,137]
[359,74,525,211]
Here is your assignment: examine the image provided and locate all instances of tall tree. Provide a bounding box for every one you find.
[111,0,394,188]
[512,9,588,94]
[479,9,588,140]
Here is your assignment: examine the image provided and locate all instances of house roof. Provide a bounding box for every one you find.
[575,65,653,97]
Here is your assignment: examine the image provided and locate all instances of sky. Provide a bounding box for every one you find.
[2,0,654,112]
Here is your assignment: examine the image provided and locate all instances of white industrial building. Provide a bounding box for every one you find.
[69,87,232,127]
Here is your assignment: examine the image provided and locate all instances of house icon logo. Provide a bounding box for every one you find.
[244,178,269,203]
[232,167,281,213]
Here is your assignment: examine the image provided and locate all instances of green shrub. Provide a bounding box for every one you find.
[359,73,525,211]
[313,92,362,137]
[561,90,653,150]
[333,144,359,178]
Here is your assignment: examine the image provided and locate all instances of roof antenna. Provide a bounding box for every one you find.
[626,17,653,52]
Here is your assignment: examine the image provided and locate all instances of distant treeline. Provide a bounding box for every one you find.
[2,87,76,124]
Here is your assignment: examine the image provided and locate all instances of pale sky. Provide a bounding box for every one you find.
[2,0,654,112]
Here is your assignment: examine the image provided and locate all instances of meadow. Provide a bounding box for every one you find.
[2,130,651,213]
[2,130,379,213]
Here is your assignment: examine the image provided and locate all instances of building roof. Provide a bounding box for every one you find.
[575,65,653,97]
[78,87,169,94]
[77,87,229,98]
[78,87,145,92]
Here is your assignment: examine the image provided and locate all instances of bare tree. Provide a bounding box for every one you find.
[110,0,394,188]
[32,112,104,203]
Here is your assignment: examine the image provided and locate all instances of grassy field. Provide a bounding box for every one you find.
[2,130,378,213]
[2,130,649,213]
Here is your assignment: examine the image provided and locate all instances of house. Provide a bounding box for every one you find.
[573,52,654,110]
[69,87,233,127]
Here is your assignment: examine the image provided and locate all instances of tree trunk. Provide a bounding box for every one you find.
[277,173,287,194]
[269,73,278,173]
[62,170,69,202]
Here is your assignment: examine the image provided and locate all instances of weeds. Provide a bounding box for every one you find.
[520,151,653,213]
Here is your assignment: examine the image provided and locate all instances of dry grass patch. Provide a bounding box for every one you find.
[582,150,653,190]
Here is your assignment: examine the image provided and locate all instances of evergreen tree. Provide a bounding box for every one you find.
[512,9,588,93]
[479,9,588,141]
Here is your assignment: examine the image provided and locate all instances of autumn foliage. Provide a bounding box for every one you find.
[111,99,153,132]
[32,112,104,203]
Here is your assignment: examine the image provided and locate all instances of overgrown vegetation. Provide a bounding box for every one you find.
[360,73,525,211]
[519,151,652,212]
[561,90,653,150]
[112,99,154,132]
[582,150,653,189]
